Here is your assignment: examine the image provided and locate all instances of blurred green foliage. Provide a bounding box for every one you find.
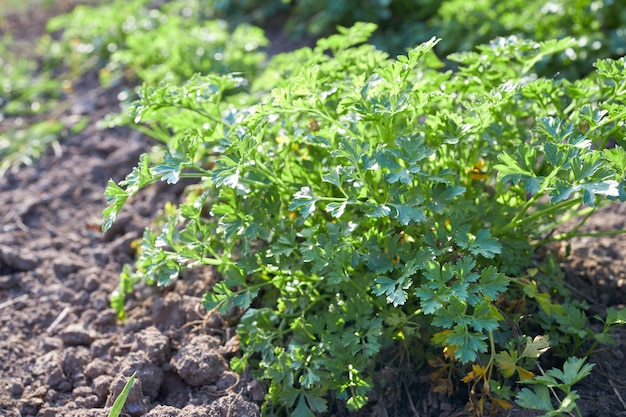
[46,0,267,87]
[0,36,72,176]
[212,0,626,78]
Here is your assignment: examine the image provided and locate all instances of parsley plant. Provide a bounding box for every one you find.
[104,23,626,415]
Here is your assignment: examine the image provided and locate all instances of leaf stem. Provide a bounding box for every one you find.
[493,196,582,236]
[535,228,626,246]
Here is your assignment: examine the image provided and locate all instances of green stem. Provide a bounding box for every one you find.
[493,191,545,236]
[318,196,350,202]
[536,228,626,246]
[535,205,594,236]
[131,123,171,143]
[525,198,581,224]
[493,196,582,236]
[178,172,208,180]
[198,255,232,266]
[152,103,222,125]
[587,107,626,135]
[249,160,290,190]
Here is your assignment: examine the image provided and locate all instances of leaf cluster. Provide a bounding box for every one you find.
[103,21,626,416]
[0,35,88,177]
[206,0,626,78]
[46,0,267,87]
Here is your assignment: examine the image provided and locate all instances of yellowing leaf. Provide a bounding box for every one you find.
[471,364,487,378]
[462,364,487,383]
[492,398,513,409]
[470,160,488,180]
[443,344,456,360]
[516,366,536,381]
[471,171,488,180]
[520,335,550,359]
[495,350,518,378]
[462,372,476,383]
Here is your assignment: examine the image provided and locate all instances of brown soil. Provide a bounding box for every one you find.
[1,4,625,417]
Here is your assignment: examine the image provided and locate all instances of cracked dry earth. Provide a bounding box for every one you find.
[0,103,264,416]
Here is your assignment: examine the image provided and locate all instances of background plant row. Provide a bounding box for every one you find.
[3,0,626,175]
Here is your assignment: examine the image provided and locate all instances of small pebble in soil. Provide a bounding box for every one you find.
[59,323,94,346]
[171,335,227,387]
[8,380,24,397]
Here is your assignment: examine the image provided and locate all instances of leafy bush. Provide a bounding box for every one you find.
[434,0,626,78]
[46,0,267,87]
[0,38,61,116]
[0,36,86,176]
[209,0,626,78]
[104,22,626,415]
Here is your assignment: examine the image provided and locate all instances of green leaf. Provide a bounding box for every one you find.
[548,356,595,387]
[373,275,410,307]
[594,56,626,80]
[539,117,574,144]
[326,201,348,218]
[322,165,357,189]
[469,229,502,258]
[495,153,542,194]
[404,37,441,64]
[431,298,467,329]
[386,169,413,185]
[520,335,551,359]
[367,250,394,274]
[412,247,436,267]
[303,392,327,413]
[233,288,258,310]
[270,230,297,257]
[151,133,200,184]
[391,203,426,225]
[605,307,626,325]
[556,391,581,414]
[593,333,616,345]
[292,393,316,417]
[477,267,509,300]
[429,184,466,213]
[152,154,184,184]
[450,256,479,283]
[516,385,555,412]
[300,368,321,389]
[289,187,319,218]
[417,262,455,307]
[549,179,576,203]
[322,167,343,188]
[346,394,368,411]
[317,22,378,53]
[603,148,626,177]
[203,282,234,315]
[375,149,402,171]
[108,373,136,417]
[102,181,129,233]
[103,153,156,232]
[553,303,589,338]
[212,155,241,188]
[447,327,488,363]
[581,181,620,205]
[366,202,391,218]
